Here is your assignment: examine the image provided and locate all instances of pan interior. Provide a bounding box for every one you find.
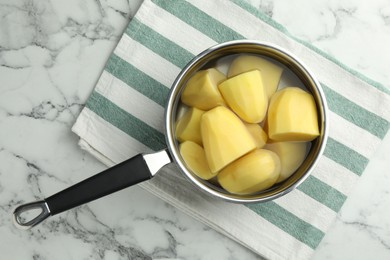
[165,41,328,203]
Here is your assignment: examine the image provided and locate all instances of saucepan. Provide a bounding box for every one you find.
[13,40,328,229]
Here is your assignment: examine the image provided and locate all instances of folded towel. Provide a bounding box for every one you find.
[72,0,390,259]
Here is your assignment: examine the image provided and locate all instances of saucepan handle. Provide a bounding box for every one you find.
[13,149,172,229]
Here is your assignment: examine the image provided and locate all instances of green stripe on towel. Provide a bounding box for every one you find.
[246,201,325,249]
[322,84,389,139]
[125,18,194,68]
[152,0,244,43]
[86,91,166,151]
[298,176,347,212]
[324,138,368,176]
[105,54,170,107]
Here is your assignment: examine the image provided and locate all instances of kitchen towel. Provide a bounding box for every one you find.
[72,0,390,259]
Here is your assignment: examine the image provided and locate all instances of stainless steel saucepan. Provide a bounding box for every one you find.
[13,40,328,229]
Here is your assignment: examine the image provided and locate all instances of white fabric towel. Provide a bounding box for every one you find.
[72,0,390,259]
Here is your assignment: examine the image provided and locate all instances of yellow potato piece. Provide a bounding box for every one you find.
[180,141,217,180]
[181,68,226,110]
[175,107,205,145]
[218,149,281,195]
[245,123,268,149]
[228,55,283,99]
[218,70,268,123]
[201,106,256,173]
[265,142,308,183]
[268,87,320,141]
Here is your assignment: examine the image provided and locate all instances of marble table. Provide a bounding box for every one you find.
[1,0,389,259]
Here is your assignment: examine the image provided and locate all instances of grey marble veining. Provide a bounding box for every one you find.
[0,0,389,259]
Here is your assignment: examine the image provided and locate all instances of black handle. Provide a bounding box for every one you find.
[46,154,151,215]
[13,150,172,229]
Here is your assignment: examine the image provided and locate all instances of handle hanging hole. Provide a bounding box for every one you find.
[12,200,51,230]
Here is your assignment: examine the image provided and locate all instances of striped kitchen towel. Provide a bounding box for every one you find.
[72,0,390,259]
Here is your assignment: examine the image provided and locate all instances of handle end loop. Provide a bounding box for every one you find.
[12,200,51,230]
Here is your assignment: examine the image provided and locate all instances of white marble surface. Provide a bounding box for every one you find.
[0,0,389,259]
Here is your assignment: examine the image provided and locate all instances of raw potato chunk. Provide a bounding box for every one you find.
[181,68,226,110]
[228,55,283,99]
[268,87,320,141]
[218,149,281,195]
[180,141,217,180]
[175,107,205,145]
[201,106,256,173]
[218,70,268,123]
[245,123,267,149]
[266,142,308,183]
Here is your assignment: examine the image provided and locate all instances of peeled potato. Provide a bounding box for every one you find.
[245,123,267,149]
[175,107,205,145]
[181,68,226,110]
[218,149,281,195]
[268,87,320,141]
[218,70,268,123]
[201,106,256,173]
[265,142,308,183]
[228,55,283,99]
[180,141,217,180]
